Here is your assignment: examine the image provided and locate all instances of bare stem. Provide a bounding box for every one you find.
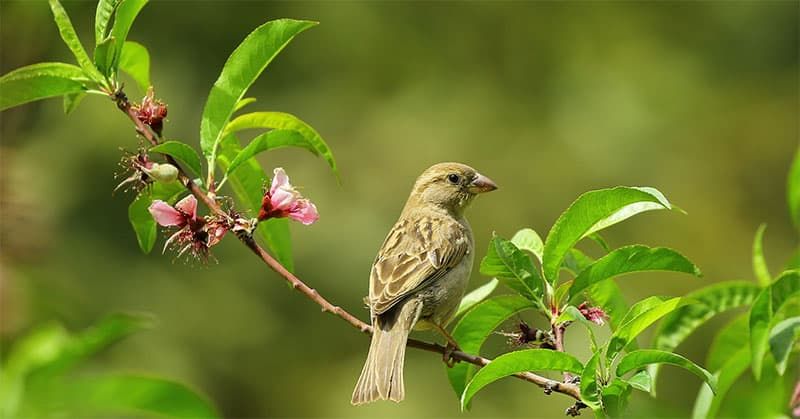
[113,91,581,404]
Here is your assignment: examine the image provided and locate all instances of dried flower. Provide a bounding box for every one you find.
[132,87,168,135]
[115,148,155,194]
[257,168,319,225]
[148,195,230,262]
[495,321,555,349]
[578,302,607,326]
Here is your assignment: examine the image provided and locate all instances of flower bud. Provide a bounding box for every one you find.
[144,163,179,183]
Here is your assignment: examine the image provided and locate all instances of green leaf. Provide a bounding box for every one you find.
[93,36,116,77]
[617,350,716,394]
[569,245,701,302]
[460,349,583,409]
[601,378,632,418]
[30,374,218,418]
[199,19,317,165]
[48,0,103,81]
[768,316,800,375]
[649,281,760,393]
[223,111,337,177]
[510,228,544,264]
[454,279,499,318]
[31,313,154,378]
[150,141,203,177]
[1,63,87,111]
[218,134,293,270]
[788,149,800,230]
[95,0,121,44]
[580,352,603,411]
[119,41,150,93]
[447,295,533,399]
[63,91,86,114]
[626,370,652,393]
[707,314,749,372]
[692,348,750,419]
[556,305,599,349]
[608,297,690,361]
[542,186,673,283]
[749,270,800,379]
[234,97,257,113]
[562,248,595,276]
[587,232,612,253]
[108,0,148,70]
[127,181,185,253]
[479,236,543,302]
[752,224,772,286]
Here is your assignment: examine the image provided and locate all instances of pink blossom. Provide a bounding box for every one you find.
[578,302,607,326]
[257,168,319,225]
[148,195,229,261]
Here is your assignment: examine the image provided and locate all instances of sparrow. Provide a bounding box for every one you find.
[351,162,497,405]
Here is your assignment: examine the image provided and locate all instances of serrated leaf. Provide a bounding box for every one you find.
[479,236,543,302]
[752,224,771,286]
[617,350,716,394]
[580,352,603,411]
[601,378,632,417]
[199,19,317,165]
[108,0,147,70]
[48,0,103,81]
[510,228,544,264]
[768,316,800,375]
[542,186,674,283]
[454,279,499,318]
[217,134,293,270]
[119,41,150,93]
[223,111,337,177]
[788,149,800,230]
[150,141,203,177]
[692,348,750,419]
[93,36,116,77]
[128,181,185,253]
[608,297,690,361]
[749,270,800,379]
[95,0,121,44]
[63,91,85,114]
[649,281,760,393]
[27,374,217,418]
[1,63,87,111]
[569,245,701,302]
[447,295,532,400]
[460,349,583,409]
[626,370,652,393]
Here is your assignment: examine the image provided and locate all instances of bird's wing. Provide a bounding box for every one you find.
[369,213,469,315]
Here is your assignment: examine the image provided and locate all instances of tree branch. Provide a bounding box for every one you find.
[113,91,582,403]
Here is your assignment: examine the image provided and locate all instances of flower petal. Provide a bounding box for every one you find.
[174,195,198,220]
[270,167,290,195]
[289,199,319,225]
[149,200,185,226]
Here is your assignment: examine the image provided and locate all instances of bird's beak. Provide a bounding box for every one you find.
[469,173,498,194]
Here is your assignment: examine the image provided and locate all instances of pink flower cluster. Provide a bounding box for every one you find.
[149,195,228,260]
[577,302,607,326]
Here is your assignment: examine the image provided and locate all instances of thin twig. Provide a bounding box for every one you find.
[113,91,582,403]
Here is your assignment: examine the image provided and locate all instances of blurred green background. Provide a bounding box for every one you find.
[1,1,798,417]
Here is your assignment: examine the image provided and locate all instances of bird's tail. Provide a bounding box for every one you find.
[351,300,421,405]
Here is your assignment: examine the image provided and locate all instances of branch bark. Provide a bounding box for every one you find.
[114,91,582,403]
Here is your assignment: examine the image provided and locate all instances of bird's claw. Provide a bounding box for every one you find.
[443,342,461,368]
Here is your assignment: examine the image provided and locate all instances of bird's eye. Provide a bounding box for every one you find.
[447,173,461,184]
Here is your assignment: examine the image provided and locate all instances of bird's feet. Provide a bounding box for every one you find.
[443,342,461,368]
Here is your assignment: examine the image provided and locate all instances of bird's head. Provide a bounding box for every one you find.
[406,162,497,215]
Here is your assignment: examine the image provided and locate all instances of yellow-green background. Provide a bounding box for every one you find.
[1,1,797,417]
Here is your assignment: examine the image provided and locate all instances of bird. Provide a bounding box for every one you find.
[351,162,497,405]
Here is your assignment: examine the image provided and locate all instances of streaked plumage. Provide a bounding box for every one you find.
[352,162,497,405]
